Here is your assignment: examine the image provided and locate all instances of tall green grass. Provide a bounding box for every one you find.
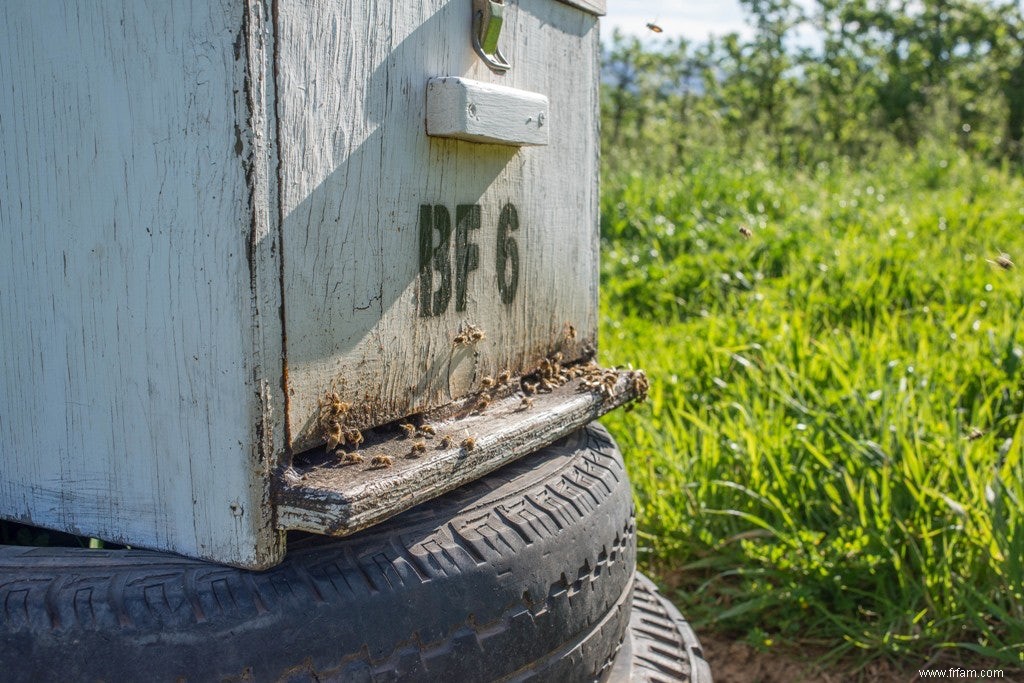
[600,145,1024,666]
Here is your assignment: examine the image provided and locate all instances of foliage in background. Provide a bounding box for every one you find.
[601,145,1024,668]
[599,0,1024,670]
[602,0,1024,174]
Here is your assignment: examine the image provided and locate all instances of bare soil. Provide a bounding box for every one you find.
[698,633,1021,683]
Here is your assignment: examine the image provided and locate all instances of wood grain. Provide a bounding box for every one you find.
[0,1,285,568]
[275,0,601,453]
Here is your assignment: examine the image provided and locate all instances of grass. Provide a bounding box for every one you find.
[598,143,1024,668]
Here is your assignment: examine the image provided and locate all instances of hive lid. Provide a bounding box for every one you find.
[556,0,606,16]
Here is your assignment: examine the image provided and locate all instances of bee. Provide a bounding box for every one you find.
[987,252,1014,270]
[475,395,492,413]
[318,392,351,425]
[461,436,477,451]
[480,376,495,388]
[418,424,436,436]
[551,351,563,363]
[566,323,577,340]
[630,370,650,401]
[520,397,534,410]
[539,379,555,392]
[497,370,511,385]
[439,435,454,448]
[344,428,364,447]
[409,440,427,456]
[523,382,538,395]
[739,226,753,239]
[399,423,416,438]
[468,326,486,342]
[326,424,345,449]
[646,20,663,33]
[370,454,393,468]
[966,427,985,441]
[340,451,364,464]
[453,333,469,346]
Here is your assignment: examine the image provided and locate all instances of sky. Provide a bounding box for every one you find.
[600,0,820,44]
[601,0,755,42]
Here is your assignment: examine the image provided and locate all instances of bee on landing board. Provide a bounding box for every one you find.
[370,454,393,469]
[339,450,364,465]
[344,429,364,448]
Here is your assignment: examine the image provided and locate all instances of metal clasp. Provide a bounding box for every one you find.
[472,0,511,73]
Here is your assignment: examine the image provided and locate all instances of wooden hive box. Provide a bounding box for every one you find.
[0,0,639,569]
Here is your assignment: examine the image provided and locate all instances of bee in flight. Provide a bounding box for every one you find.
[646,20,663,33]
[987,252,1013,270]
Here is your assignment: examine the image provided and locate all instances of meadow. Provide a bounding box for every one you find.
[598,143,1024,669]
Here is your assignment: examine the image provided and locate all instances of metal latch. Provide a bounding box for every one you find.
[472,0,511,73]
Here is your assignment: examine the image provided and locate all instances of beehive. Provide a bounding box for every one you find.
[0,0,626,568]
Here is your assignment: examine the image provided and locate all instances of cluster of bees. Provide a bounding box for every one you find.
[453,323,486,346]
[313,323,649,471]
[395,421,474,459]
[317,392,387,467]
[520,351,591,398]
[474,369,514,413]
[317,391,480,470]
[318,393,362,450]
[577,366,649,407]
[578,366,621,400]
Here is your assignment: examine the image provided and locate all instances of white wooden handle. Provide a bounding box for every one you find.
[425,77,549,146]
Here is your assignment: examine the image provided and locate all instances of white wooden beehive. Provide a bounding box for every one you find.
[0,0,631,569]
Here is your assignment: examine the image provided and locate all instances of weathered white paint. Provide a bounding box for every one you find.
[556,0,607,15]
[0,0,603,568]
[277,0,601,452]
[0,1,286,568]
[427,77,549,146]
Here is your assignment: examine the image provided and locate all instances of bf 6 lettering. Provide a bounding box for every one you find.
[418,202,520,317]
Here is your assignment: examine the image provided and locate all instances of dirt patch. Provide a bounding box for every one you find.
[699,633,945,682]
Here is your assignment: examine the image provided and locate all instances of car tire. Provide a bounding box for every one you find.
[1,424,636,682]
[607,573,713,682]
